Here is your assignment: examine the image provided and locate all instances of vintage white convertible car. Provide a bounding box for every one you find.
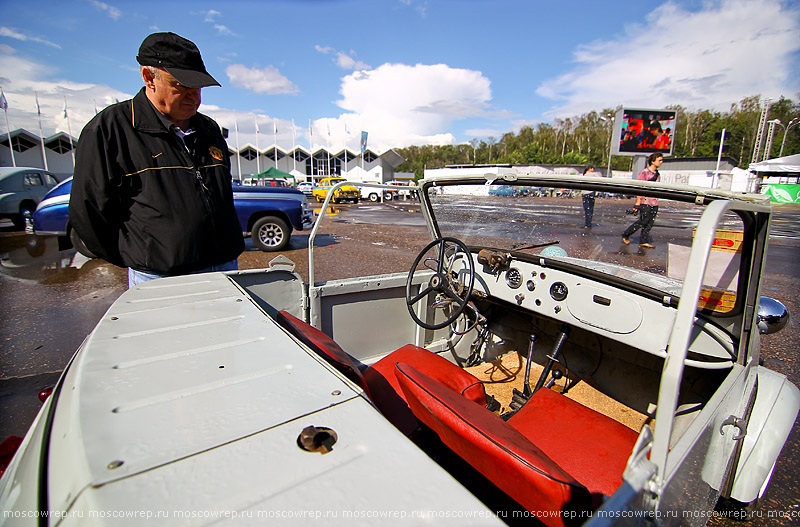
[1,173,796,526]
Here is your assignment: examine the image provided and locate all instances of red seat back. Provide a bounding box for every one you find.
[395,362,591,527]
[276,311,486,436]
[366,345,486,435]
[276,311,366,391]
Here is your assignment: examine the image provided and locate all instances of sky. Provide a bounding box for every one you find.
[1,0,799,154]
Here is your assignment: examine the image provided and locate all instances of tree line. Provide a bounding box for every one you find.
[395,95,800,179]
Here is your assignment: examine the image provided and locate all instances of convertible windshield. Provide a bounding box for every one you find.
[426,180,746,314]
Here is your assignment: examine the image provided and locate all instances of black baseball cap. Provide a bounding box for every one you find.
[136,32,220,88]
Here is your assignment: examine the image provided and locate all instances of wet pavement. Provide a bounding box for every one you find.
[0,199,798,524]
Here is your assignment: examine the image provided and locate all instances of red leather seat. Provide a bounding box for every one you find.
[395,362,591,527]
[276,311,486,435]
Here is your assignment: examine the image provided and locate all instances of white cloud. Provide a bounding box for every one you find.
[214,24,236,37]
[315,45,371,70]
[225,64,299,95]
[398,0,428,18]
[0,27,61,49]
[319,63,496,151]
[204,9,222,23]
[89,0,121,21]
[537,0,800,117]
[0,51,129,138]
[336,51,370,71]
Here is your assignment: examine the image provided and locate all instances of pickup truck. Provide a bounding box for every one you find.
[311,177,360,203]
[29,178,313,254]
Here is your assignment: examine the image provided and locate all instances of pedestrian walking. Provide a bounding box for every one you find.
[622,153,663,248]
[581,166,596,229]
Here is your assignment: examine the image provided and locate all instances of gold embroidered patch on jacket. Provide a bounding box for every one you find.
[209,146,223,160]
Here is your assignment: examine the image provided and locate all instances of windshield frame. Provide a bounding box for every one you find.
[417,173,772,321]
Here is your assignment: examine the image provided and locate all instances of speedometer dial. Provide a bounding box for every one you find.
[506,268,523,289]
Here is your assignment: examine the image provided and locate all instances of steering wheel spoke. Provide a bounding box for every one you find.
[408,285,434,306]
[405,237,476,330]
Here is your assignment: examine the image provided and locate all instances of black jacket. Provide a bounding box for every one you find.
[70,88,244,275]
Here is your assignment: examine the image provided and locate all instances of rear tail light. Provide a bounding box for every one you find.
[0,436,23,477]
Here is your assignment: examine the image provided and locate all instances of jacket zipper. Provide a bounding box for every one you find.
[178,130,220,259]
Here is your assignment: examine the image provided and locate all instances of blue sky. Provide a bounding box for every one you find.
[1,0,799,153]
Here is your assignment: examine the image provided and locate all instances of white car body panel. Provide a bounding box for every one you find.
[2,173,796,526]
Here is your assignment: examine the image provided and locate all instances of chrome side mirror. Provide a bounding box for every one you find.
[757,297,790,335]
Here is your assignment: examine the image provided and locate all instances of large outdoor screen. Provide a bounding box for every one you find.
[611,108,677,156]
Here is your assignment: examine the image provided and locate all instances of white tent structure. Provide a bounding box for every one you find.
[749,153,800,174]
[749,153,800,203]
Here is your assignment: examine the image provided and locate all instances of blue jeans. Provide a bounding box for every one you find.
[582,194,595,227]
[128,259,239,288]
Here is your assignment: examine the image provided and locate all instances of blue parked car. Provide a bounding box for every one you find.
[30,178,314,255]
[488,185,529,197]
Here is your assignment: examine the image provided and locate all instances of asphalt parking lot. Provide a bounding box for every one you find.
[1,198,798,525]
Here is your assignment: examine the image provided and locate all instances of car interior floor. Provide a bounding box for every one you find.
[463,350,650,432]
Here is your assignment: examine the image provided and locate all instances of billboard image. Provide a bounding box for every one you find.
[611,108,677,156]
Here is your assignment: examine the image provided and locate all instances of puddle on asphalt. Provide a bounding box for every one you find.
[313,205,341,217]
[0,232,97,283]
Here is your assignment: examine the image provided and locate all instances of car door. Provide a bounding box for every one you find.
[649,202,768,525]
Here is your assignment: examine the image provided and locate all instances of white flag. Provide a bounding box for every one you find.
[62,100,68,119]
[0,90,8,112]
[273,119,278,135]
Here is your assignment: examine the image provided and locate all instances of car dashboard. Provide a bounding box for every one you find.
[464,247,736,368]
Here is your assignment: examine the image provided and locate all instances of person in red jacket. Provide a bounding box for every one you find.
[622,153,663,248]
[70,33,244,287]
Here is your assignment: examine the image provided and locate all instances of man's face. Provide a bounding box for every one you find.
[653,156,664,167]
[145,68,202,126]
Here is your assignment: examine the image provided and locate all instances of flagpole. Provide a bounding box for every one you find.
[308,120,314,181]
[1,88,15,167]
[254,116,261,175]
[326,121,331,176]
[343,123,348,178]
[234,119,242,181]
[35,91,48,170]
[63,96,75,168]
[273,119,278,169]
[291,119,297,173]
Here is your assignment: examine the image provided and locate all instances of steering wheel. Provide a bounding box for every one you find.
[405,237,475,330]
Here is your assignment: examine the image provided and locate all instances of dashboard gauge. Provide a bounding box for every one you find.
[506,268,523,289]
[550,282,568,301]
[526,280,536,291]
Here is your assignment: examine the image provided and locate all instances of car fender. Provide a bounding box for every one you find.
[729,366,800,502]
[32,194,71,236]
[234,197,303,232]
[0,192,22,214]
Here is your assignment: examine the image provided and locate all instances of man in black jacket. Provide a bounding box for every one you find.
[70,32,244,287]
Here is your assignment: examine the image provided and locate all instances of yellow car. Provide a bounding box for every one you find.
[312,177,360,203]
